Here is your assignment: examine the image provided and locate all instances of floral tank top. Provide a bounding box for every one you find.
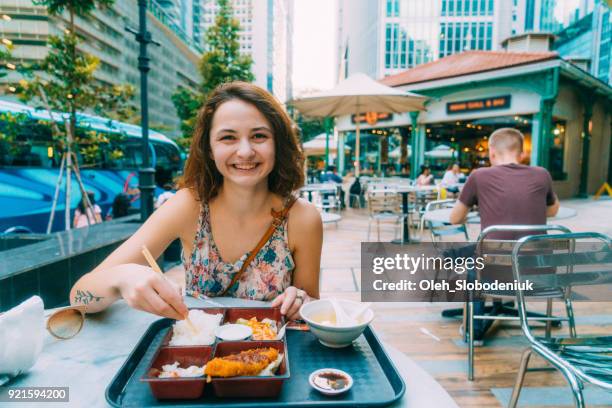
[183,203,295,301]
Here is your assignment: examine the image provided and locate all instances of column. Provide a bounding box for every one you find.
[337,131,346,176]
[537,98,555,169]
[530,115,541,166]
[578,99,593,197]
[410,112,424,178]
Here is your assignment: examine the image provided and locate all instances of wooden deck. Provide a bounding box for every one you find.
[319,199,612,407]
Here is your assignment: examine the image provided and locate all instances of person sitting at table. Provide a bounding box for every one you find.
[440,163,462,195]
[416,165,434,186]
[449,127,559,342]
[70,81,323,321]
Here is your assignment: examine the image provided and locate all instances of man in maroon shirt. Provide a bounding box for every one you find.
[448,127,560,340]
[450,127,559,229]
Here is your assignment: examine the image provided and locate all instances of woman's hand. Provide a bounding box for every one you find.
[114,264,188,320]
[271,286,309,320]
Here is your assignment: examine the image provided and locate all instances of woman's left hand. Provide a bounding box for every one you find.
[271,286,309,320]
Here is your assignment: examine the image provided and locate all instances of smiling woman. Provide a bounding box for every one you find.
[70,82,323,321]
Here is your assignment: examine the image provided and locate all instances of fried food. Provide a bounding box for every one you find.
[204,347,280,378]
[236,317,278,340]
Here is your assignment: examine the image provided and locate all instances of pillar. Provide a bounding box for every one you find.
[578,98,593,197]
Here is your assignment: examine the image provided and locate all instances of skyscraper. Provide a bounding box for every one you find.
[337,0,513,79]
[199,0,294,102]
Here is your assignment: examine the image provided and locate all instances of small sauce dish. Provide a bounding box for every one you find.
[214,324,252,341]
[309,368,353,396]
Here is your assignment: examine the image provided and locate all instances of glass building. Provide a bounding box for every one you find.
[337,0,513,79]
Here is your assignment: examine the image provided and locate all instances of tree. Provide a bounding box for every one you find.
[0,42,14,79]
[172,0,254,140]
[16,0,134,231]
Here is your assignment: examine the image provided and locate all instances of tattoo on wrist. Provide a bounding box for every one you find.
[74,289,104,305]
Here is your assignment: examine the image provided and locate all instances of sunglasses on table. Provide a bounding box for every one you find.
[45,305,87,340]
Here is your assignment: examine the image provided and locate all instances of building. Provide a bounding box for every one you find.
[336,0,610,84]
[336,0,514,79]
[199,0,294,102]
[0,0,201,135]
[335,38,612,198]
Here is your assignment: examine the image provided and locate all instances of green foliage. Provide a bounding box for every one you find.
[16,30,134,162]
[0,42,14,79]
[172,0,254,140]
[295,115,327,143]
[199,0,254,95]
[0,112,29,159]
[32,0,114,18]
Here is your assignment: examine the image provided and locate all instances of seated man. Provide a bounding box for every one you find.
[449,127,559,341]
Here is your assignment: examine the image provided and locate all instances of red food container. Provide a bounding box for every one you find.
[224,307,285,339]
[161,308,226,347]
[140,346,212,400]
[209,340,289,398]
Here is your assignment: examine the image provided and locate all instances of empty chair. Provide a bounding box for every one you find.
[466,225,576,380]
[509,232,612,408]
[366,187,404,241]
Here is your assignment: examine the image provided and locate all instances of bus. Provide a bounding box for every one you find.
[0,99,184,233]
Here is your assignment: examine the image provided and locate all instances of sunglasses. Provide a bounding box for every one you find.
[45,305,87,340]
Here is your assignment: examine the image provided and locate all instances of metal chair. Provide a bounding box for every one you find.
[422,199,470,301]
[366,187,405,241]
[508,232,612,408]
[467,224,576,380]
[314,183,341,212]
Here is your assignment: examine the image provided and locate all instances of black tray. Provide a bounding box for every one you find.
[106,318,406,407]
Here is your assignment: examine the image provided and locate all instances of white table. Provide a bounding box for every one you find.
[2,297,458,407]
[423,206,577,225]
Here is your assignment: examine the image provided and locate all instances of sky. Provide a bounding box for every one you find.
[292,0,337,96]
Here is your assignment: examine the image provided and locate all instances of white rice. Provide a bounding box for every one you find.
[169,310,223,346]
[159,361,205,378]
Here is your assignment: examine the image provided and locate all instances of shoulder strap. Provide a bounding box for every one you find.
[220,195,298,296]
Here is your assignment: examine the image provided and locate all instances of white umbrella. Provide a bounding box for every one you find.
[425,144,457,159]
[302,133,351,156]
[290,73,427,176]
[389,145,412,159]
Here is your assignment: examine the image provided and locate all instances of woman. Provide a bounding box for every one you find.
[440,163,461,194]
[70,82,323,320]
[415,165,434,186]
[73,191,102,228]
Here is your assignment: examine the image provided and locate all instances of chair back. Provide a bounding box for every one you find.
[367,188,401,215]
[511,232,612,388]
[422,199,468,243]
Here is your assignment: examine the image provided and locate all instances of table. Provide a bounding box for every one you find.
[394,185,438,244]
[422,206,577,225]
[300,184,339,203]
[2,297,458,407]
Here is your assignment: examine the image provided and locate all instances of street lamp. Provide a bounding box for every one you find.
[126,0,160,222]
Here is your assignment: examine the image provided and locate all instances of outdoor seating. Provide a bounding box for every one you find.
[508,232,612,408]
[408,188,439,228]
[466,224,576,380]
[422,199,470,301]
[366,187,405,241]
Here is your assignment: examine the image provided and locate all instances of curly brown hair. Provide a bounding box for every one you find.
[178,81,305,203]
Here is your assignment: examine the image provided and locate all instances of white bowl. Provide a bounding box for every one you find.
[309,368,353,396]
[214,324,252,341]
[299,299,374,348]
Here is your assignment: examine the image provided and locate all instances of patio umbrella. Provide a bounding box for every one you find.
[425,144,457,159]
[289,72,427,176]
[302,133,351,157]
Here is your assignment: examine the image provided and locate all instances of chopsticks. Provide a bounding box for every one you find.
[141,245,198,334]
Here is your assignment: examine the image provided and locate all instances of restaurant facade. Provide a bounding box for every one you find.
[335,36,612,198]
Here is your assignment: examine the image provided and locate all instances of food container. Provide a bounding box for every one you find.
[224,307,285,341]
[140,346,212,400]
[161,307,226,347]
[209,340,289,398]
